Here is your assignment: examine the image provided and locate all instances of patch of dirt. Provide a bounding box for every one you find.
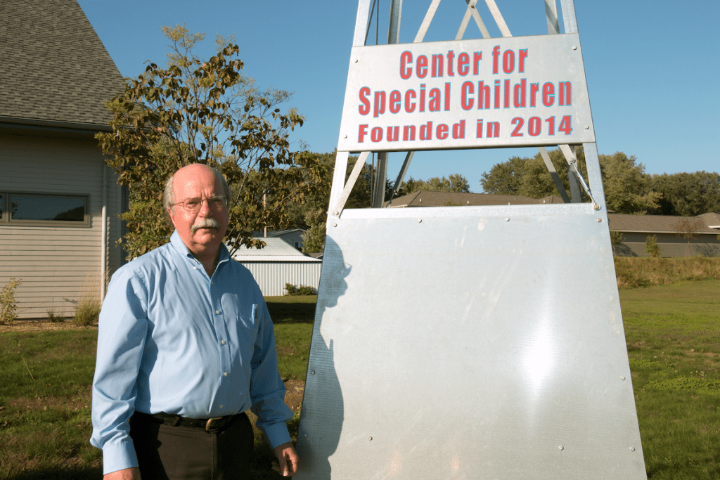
[283,379,305,413]
[0,321,97,334]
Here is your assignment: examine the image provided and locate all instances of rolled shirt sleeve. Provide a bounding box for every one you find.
[91,268,149,474]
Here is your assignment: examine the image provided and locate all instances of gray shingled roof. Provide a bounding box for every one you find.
[0,0,125,128]
[388,191,564,207]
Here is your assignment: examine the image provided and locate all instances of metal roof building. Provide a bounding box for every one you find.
[232,237,322,296]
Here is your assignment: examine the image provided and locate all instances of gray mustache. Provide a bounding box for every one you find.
[191,218,221,234]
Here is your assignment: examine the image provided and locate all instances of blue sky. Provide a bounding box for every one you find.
[79,0,719,192]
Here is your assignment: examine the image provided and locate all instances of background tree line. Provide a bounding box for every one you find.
[480,149,720,216]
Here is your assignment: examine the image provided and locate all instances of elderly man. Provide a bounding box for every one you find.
[91,164,298,479]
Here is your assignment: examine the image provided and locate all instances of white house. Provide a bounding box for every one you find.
[0,0,126,319]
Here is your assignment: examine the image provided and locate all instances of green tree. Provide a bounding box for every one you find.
[480,149,660,214]
[0,278,22,325]
[398,173,471,196]
[645,235,661,258]
[97,25,323,257]
[651,171,720,216]
[301,209,326,254]
[671,217,705,257]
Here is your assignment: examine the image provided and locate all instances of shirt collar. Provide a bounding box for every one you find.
[170,230,231,266]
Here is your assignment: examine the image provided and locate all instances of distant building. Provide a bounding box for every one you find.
[385,191,720,257]
[608,213,720,257]
[388,191,564,207]
[259,228,306,251]
[0,0,126,319]
[232,235,322,296]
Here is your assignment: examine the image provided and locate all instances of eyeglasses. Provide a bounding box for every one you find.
[172,195,227,212]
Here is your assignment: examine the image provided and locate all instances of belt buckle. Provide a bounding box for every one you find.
[205,417,224,432]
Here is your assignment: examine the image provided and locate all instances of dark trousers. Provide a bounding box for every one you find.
[129,412,254,480]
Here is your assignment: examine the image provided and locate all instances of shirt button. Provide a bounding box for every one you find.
[211,281,214,285]
[219,405,223,409]
[224,372,228,377]
[193,267,197,270]
[221,340,226,345]
[215,310,220,314]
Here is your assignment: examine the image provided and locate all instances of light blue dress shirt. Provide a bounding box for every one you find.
[91,231,293,474]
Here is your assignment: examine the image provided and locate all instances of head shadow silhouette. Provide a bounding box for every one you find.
[295,235,351,479]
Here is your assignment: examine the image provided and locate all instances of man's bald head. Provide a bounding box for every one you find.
[163,164,230,214]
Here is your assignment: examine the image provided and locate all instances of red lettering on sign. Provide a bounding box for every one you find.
[461,81,474,110]
[530,83,540,107]
[389,91,401,114]
[420,121,433,140]
[519,49,528,73]
[458,52,469,76]
[429,88,441,111]
[473,52,482,75]
[405,90,416,113]
[374,91,386,117]
[452,120,466,139]
[559,82,571,106]
[359,87,370,115]
[503,50,515,74]
[511,117,524,137]
[437,123,449,140]
[400,51,413,79]
[417,55,428,78]
[403,125,416,141]
[542,83,555,107]
[358,124,368,143]
[387,126,400,142]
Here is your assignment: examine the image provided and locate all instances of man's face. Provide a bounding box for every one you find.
[168,165,229,258]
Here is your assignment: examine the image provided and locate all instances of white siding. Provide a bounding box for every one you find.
[237,260,322,296]
[0,133,124,319]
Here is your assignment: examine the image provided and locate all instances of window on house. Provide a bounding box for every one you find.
[0,192,90,226]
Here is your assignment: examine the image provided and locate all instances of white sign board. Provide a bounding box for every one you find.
[337,33,595,152]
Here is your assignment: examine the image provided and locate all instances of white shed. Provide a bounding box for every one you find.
[232,237,322,296]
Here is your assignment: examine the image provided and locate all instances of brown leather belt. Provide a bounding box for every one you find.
[134,411,244,433]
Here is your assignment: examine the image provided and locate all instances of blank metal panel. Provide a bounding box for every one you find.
[295,205,646,479]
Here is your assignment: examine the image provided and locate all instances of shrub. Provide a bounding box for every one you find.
[284,283,316,296]
[47,308,65,323]
[0,277,22,325]
[73,297,101,326]
[610,230,625,246]
[614,257,720,289]
[645,235,661,258]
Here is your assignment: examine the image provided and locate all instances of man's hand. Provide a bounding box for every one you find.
[274,442,299,477]
[104,467,141,480]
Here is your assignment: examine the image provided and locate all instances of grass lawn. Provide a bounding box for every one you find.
[1,285,719,478]
[620,279,720,479]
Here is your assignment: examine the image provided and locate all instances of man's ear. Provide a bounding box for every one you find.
[166,208,177,228]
